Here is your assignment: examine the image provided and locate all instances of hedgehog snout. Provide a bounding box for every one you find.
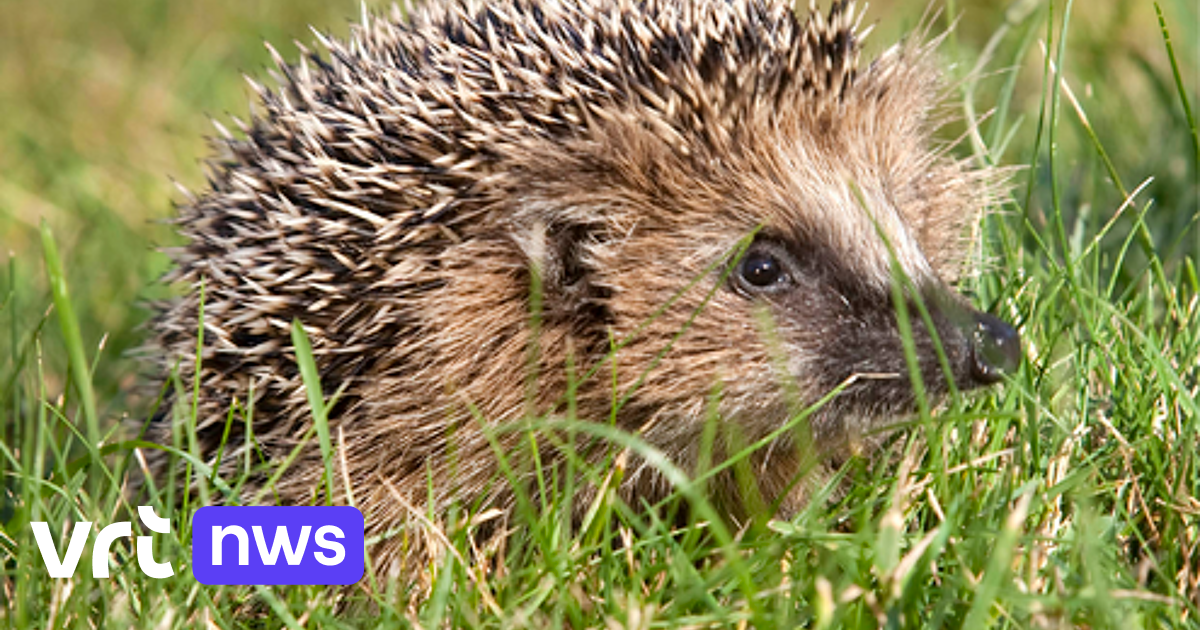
[965,311,1021,385]
[922,289,1021,391]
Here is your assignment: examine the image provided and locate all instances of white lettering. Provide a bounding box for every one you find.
[32,506,175,578]
[31,521,91,579]
[91,521,131,578]
[314,525,345,566]
[252,525,310,566]
[212,525,249,566]
[137,506,174,578]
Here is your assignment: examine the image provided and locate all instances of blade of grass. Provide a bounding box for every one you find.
[962,488,1035,627]
[39,220,101,485]
[1155,3,1199,172]
[290,319,336,505]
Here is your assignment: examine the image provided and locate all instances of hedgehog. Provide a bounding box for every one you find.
[148,0,1021,586]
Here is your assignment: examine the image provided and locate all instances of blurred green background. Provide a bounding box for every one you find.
[0,0,1196,418]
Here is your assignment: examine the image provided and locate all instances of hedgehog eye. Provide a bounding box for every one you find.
[738,249,788,290]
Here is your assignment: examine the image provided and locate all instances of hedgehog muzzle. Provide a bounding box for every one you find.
[965,311,1021,385]
[919,288,1021,391]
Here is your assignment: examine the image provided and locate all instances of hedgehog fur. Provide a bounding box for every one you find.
[149,0,1020,588]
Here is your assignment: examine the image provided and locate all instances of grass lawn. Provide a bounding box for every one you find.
[1,0,1197,627]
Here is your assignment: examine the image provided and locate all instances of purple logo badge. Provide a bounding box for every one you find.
[191,506,365,585]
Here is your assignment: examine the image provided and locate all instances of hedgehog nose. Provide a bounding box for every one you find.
[969,312,1021,384]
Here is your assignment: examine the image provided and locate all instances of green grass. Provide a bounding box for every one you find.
[2,0,1198,627]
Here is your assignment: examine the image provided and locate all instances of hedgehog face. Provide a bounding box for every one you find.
[717,129,1022,439]
[721,232,1020,429]
[534,66,1022,463]
[566,135,1022,457]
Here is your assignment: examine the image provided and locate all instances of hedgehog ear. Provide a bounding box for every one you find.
[515,219,611,329]
[545,223,595,296]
